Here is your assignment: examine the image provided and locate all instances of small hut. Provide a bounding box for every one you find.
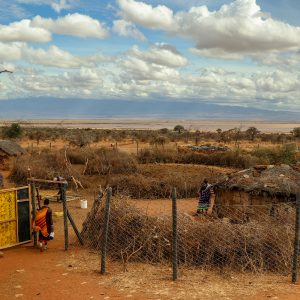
[214,164,300,220]
[0,140,25,164]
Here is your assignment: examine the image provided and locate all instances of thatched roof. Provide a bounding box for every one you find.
[0,140,25,156]
[216,165,300,197]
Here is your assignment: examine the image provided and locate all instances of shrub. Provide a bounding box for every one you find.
[10,149,67,184]
[85,148,137,175]
[138,148,178,164]
[66,148,87,164]
[292,127,300,138]
[3,123,23,139]
[174,125,185,133]
[138,148,260,169]
[251,144,297,165]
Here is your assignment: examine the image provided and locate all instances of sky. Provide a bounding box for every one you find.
[0,0,299,111]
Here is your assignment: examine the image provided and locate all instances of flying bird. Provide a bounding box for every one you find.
[0,70,13,74]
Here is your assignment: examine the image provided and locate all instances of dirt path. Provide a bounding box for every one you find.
[2,241,300,300]
[0,241,150,300]
[0,201,148,300]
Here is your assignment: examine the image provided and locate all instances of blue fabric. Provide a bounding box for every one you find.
[200,188,211,204]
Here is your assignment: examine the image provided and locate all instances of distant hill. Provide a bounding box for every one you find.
[0,98,299,121]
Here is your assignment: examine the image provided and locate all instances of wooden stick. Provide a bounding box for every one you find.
[27,178,67,184]
[62,184,69,251]
[67,209,84,245]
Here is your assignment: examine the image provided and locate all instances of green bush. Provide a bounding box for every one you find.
[3,123,23,139]
[251,144,297,165]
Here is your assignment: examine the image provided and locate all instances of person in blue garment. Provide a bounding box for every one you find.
[197,179,215,215]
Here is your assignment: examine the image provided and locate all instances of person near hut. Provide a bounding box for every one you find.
[197,179,215,215]
[33,198,54,251]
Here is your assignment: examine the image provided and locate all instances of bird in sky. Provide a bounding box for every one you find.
[0,70,13,74]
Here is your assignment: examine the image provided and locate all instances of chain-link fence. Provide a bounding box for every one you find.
[67,188,300,282]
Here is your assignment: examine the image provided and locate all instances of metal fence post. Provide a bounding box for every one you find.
[31,182,37,247]
[292,192,300,283]
[62,183,69,251]
[172,187,178,281]
[101,187,112,274]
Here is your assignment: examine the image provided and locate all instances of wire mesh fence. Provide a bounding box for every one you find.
[67,188,300,281]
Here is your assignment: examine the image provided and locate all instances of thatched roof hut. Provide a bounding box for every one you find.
[214,165,300,220]
[0,140,25,157]
[216,164,300,198]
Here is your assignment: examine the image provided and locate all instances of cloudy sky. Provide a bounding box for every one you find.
[0,0,299,111]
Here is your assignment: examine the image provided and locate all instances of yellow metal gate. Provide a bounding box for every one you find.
[0,186,32,249]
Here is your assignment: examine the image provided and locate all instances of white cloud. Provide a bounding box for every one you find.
[129,44,187,68]
[0,42,24,61]
[10,66,105,98]
[0,41,299,110]
[118,44,186,82]
[0,19,51,43]
[31,13,108,39]
[17,0,74,13]
[2,61,300,110]
[118,0,300,60]
[51,0,72,13]
[121,56,180,81]
[23,44,113,69]
[252,51,300,67]
[23,45,97,68]
[118,0,174,30]
[0,1,29,20]
[113,19,146,41]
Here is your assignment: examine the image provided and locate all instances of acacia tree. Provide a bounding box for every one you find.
[216,128,222,143]
[4,123,23,139]
[292,127,300,138]
[245,127,260,141]
[174,125,185,133]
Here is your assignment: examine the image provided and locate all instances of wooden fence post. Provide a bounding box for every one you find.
[101,187,112,274]
[172,187,178,281]
[292,192,300,283]
[62,183,69,251]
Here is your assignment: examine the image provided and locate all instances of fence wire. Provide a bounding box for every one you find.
[67,189,299,278]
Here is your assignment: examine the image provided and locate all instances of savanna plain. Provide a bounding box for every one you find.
[1,120,300,300]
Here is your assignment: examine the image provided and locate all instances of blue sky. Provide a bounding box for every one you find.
[0,0,299,111]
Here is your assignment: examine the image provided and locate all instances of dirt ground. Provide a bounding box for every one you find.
[2,198,300,300]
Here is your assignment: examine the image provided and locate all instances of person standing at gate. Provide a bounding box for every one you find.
[53,175,66,203]
[196,179,215,215]
[33,198,54,252]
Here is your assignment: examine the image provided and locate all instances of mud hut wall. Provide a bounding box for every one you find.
[215,190,250,206]
[215,190,250,219]
[249,194,276,205]
[250,194,295,218]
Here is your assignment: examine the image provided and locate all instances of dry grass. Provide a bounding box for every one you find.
[63,251,299,300]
